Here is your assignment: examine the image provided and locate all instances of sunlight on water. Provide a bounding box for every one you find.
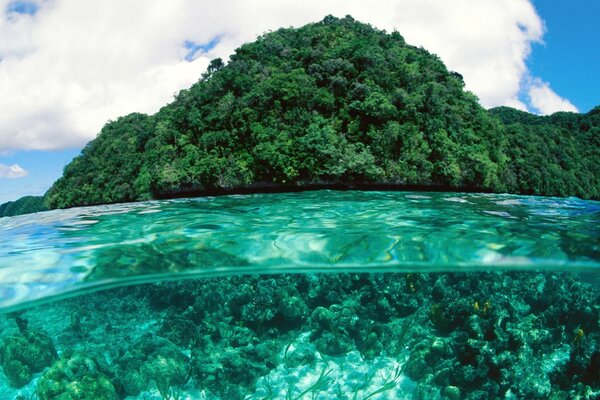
[0,190,599,311]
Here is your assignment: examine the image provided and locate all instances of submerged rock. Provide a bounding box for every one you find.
[36,353,117,400]
[191,340,280,400]
[443,385,461,400]
[158,315,198,347]
[0,327,57,388]
[113,334,189,397]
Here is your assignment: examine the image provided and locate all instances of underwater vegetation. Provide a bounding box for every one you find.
[0,271,597,399]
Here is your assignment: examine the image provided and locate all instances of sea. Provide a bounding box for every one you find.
[0,190,598,399]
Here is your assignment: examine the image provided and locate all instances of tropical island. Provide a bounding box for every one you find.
[1,15,599,217]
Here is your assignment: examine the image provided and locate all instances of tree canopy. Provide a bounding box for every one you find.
[0,196,47,217]
[489,106,599,198]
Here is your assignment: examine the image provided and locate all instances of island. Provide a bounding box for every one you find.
[2,15,599,217]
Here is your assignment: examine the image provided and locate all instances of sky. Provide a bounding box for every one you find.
[0,0,598,204]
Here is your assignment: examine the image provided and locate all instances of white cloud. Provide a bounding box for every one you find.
[0,162,28,178]
[0,0,569,152]
[528,79,578,115]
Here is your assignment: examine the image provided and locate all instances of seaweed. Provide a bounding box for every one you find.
[361,365,403,399]
[286,366,333,400]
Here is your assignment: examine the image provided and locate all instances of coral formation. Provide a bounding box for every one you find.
[0,271,597,399]
[113,334,189,397]
[0,321,57,388]
[36,352,117,400]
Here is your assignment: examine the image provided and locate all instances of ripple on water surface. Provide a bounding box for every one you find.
[0,190,598,311]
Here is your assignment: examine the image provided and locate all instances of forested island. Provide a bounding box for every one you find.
[0,196,47,218]
[2,15,599,217]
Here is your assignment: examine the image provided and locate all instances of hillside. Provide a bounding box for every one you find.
[0,196,47,217]
[490,106,600,198]
[10,15,598,210]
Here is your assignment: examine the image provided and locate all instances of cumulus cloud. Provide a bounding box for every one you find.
[0,0,573,152]
[528,79,579,115]
[0,162,28,178]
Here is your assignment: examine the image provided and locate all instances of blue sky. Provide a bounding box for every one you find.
[6,0,37,15]
[529,0,600,113]
[0,0,598,204]
[0,149,81,204]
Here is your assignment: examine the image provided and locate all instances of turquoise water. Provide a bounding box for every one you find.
[0,191,598,399]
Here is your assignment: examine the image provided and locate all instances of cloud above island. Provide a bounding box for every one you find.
[0,162,28,178]
[528,79,579,115]
[0,0,578,152]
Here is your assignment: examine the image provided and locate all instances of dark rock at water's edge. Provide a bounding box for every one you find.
[0,271,598,399]
[39,15,599,212]
[150,181,497,200]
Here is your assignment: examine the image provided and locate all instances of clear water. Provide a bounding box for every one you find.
[1,191,598,312]
[0,191,598,399]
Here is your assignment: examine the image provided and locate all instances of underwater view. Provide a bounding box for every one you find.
[0,190,598,399]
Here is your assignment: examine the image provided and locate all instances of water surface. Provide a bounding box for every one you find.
[1,191,598,312]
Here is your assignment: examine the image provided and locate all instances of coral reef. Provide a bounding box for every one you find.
[113,334,189,397]
[0,271,598,399]
[36,352,117,400]
[0,320,57,388]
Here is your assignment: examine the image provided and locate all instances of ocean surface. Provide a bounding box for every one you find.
[0,191,598,399]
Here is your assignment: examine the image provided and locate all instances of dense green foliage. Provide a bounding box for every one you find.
[490,106,600,198]
[0,196,47,217]
[43,16,598,209]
